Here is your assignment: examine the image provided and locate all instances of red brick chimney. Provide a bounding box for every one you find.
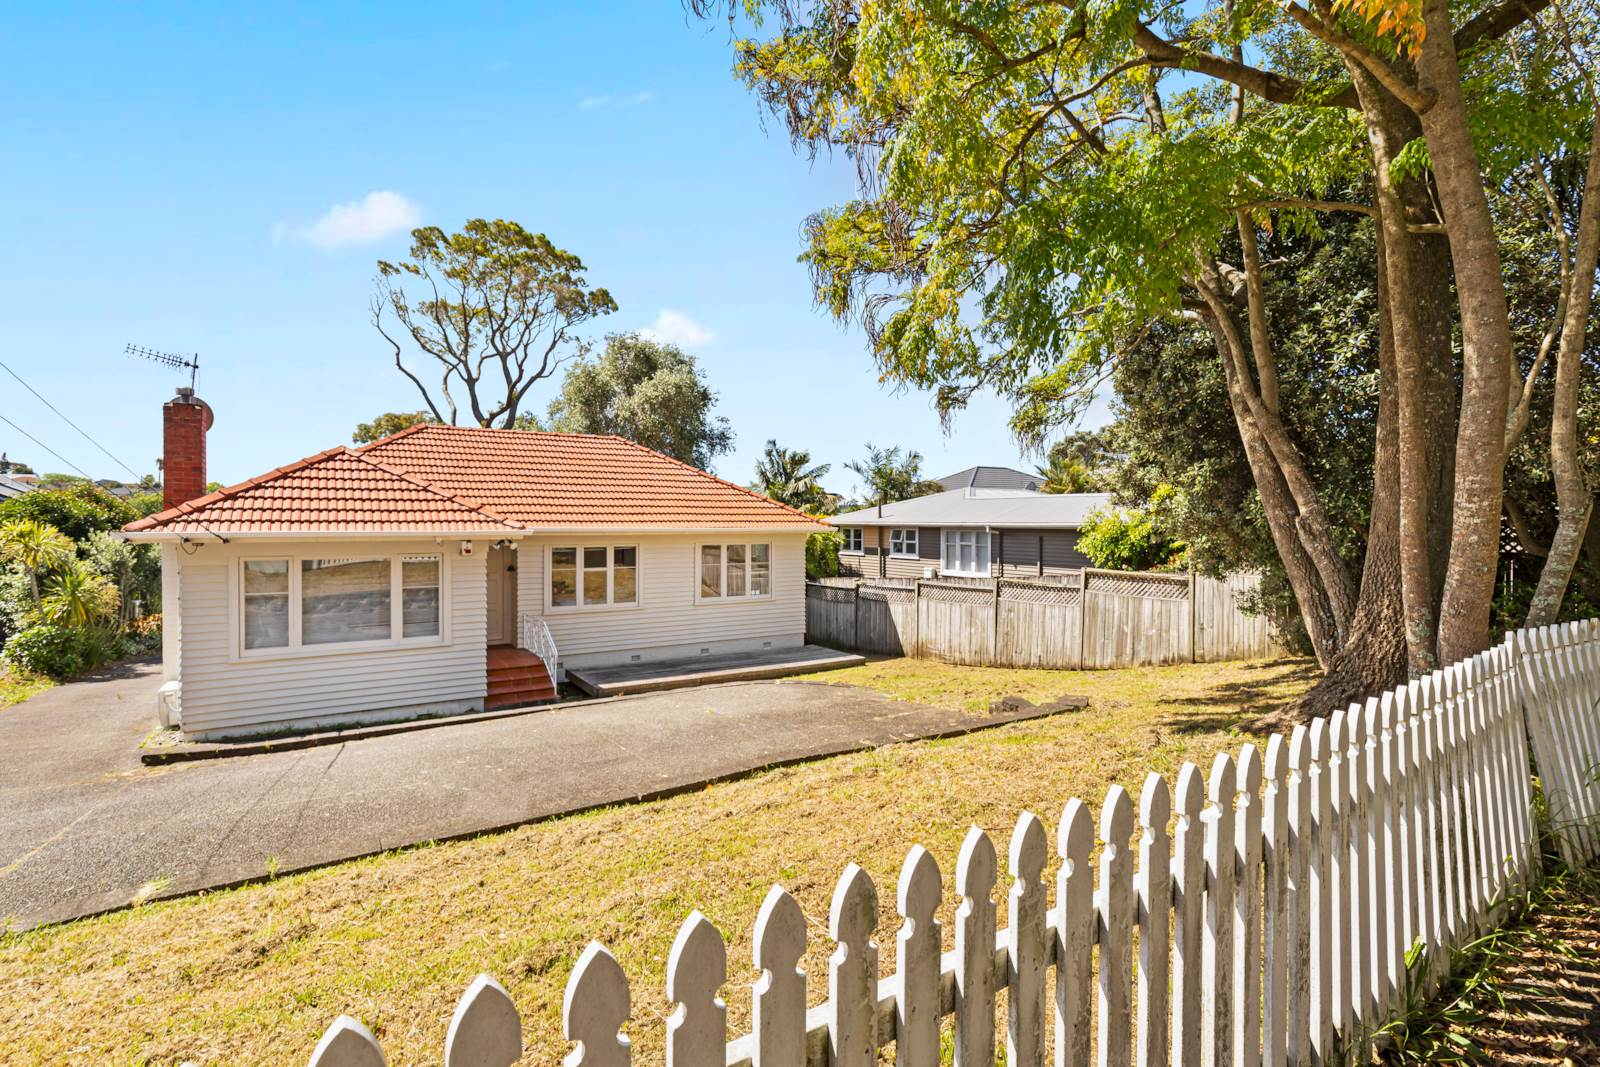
[162,388,214,509]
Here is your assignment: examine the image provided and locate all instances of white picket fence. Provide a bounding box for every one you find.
[304,621,1600,1067]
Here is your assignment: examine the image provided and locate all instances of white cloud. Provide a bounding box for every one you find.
[276,190,421,249]
[580,90,652,110]
[639,309,716,348]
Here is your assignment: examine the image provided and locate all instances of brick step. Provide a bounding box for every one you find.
[488,667,550,685]
[487,681,556,699]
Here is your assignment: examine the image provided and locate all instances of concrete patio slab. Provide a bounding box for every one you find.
[566,643,866,696]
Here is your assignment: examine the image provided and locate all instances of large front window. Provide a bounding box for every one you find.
[241,552,444,654]
[941,530,991,576]
[699,543,772,599]
[550,545,638,609]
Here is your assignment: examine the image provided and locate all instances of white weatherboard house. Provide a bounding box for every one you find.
[125,394,828,739]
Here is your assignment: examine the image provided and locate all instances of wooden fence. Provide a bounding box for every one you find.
[303,620,1600,1067]
[806,569,1281,669]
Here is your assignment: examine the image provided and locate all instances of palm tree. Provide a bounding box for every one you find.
[0,519,74,608]
[845,443,940,506]
[751,440,837,514]
[38,561,120,630]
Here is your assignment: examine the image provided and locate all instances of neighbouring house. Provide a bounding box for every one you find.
[0,473,36,501]
[934,465,1043,492]
[831,482,1112,580]
[124,389,826,739]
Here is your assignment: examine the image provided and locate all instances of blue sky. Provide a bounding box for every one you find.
[0,2,1103,499]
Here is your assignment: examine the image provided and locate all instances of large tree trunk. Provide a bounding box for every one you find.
[1415,0,1513,663]
[1525,108,1600,626]
[1293,230,1408,716]
[1193,287,1343,668]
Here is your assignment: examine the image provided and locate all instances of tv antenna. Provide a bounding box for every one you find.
[126,343,200,390]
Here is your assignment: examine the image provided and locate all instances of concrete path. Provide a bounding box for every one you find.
[0,665,1055,929]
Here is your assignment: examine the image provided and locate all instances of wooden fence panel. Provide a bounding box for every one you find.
[1081,570,1190,669]
[806,582,858,650]
[1194,573,1277,661]
[996,579,1082,669]
[918,581,996,665]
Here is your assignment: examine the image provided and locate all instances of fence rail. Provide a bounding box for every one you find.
[306,620,1600,1067]
[807,569,1280,670]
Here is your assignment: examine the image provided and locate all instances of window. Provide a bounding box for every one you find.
[401,555,441,638]
[842,528,863,553]
[240,552,445,655]
[243,559,289,649]
[889,528,919,557]
[941,530,992,576]
[303,558,391,645]
[699,543,772,600]
[550,545,638,609]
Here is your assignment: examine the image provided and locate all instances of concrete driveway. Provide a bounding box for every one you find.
[0,662,1054,929]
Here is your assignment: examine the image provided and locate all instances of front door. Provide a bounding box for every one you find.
[485,544,517,644]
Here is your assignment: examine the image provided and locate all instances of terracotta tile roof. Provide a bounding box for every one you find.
[361,426,823,530]
[125,426,825,536]
[124,447,521,536]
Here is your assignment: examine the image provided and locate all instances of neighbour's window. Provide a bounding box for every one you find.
[700,543,772,599]
[243,559,289,649]
[550,545,638,609]
[401,555,441,638]
[302,558,391,645]
[842,528,863,552]
[889,528,918,557]
[240,552,444,653]
[941,530,991,576]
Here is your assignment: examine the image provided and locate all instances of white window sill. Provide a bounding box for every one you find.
[693,594,776,606]
[545,600,643,615]
[238,634,448,663]
[939,570,992,579]
[889,552,921,559]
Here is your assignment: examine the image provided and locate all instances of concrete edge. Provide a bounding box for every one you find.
[32,694,1088,932]
[569,651,867,697]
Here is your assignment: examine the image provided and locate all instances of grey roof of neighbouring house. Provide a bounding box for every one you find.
[935,465,1043,492]
[0,475,35,501]
[831,488,1114,529]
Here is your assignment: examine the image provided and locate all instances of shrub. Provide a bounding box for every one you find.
[806,530,842,579]
[1077,507,1187,572]
[120,614,163,657]
[0,483,136,542]
[2,624,116,679]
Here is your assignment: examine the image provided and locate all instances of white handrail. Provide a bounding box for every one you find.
[517,612,559,684]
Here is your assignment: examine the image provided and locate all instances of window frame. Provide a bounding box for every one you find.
[888,528,919,558]
[696,542,775,603]
[544,543,642,614]
[235,549,450,661]
[839,527,864,553]
[940,529,993,577]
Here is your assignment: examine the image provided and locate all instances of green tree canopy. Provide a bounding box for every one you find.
[352,411,438,444]
[373,218,617,428]
[695,0,1600,712]
[544,333,734,469]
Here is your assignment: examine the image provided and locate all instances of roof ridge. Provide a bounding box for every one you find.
[347,449,524,530]
[603,434,826,527]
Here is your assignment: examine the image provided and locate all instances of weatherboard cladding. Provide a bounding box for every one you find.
[126,425,824,536]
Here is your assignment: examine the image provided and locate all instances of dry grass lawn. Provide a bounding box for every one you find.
[0,655,1314,1066]
[0,667,51,710]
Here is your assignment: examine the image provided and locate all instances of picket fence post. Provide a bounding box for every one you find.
[954,827,998,1067]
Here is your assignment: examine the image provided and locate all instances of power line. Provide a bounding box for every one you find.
[0,357,142,479]
[0,412,94,480]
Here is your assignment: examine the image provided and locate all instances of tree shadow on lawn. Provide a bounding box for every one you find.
[1153,658,1321,736]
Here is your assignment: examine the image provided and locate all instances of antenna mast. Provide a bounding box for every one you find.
[125,343,200,390]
